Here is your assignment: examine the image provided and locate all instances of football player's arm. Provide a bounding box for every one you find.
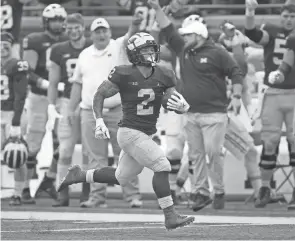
[68,57,83,112]
[220,49,243,97]
[23,36,49,89]
[48,46,61,105]
[150,0,185,54]
[92,80,120,119]
[244,15,270,46]
[12,67,29,127]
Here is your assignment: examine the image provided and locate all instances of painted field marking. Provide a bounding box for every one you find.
[2,211,295,225]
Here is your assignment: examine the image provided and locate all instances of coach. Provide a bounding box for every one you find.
[149,0,244,211]
[67,17,142,208]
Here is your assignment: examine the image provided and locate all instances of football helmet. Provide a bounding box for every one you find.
[42,4,67,34]
[3,137,28,169]
[182,14,206,28]
[126,32,160,67]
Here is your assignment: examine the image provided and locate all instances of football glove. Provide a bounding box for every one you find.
[268,70,285,84]
[9,126,21,138]
[167,91,190,114]
[94,118,110,139]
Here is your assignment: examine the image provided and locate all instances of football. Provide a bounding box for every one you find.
[162,87,178,110]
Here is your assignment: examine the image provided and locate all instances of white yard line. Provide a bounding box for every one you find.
[1,211,295,225]
[1,224,255,233]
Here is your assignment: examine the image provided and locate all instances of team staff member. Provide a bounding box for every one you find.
[149,0,243,212]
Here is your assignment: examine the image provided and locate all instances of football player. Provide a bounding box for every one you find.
[58,32,195,230]
[268,33,295,210]
[22,3,68,204]
[0,32,29,205]
[40,13,92,207]
[0,0,33,58]
[245,0,295,208]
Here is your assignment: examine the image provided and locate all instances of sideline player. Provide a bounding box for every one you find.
[245,0,295,208]
[35,13,92,207]
[268,32,295,210]
[0,0,33,58]
[58,32,195,230]
[1,32,29,205]
[22,3,68,204]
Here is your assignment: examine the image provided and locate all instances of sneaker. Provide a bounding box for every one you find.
[129,199,143,208]
[22,188,36,204]
[80,197,108,208]
[57,165,84,192]
[9,195,21,206]
[255,186,271,208]
[212,193,225,210]
[164,206,195,230]
[191,193,212,212]
[35,174,57,200]
[288,188,295,210]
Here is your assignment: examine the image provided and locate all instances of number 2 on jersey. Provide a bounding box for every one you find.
[273,38,286,66]
[137,89,155,115]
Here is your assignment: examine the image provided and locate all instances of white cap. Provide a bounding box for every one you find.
[178,21,208,39]
[90,18,110,31]
[223,22,235,30]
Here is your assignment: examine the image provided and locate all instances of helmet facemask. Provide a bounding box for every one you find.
[127,40,160,67]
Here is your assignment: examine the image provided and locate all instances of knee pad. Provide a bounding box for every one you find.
[289,152,295,166]
[259,153,276,170]
[26,155,37,169]
[152,157,171,172]
[168,159,181,174]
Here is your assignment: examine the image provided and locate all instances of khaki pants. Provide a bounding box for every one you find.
[184,112,228,195]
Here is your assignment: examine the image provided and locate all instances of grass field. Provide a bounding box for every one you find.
[1,198,295,240]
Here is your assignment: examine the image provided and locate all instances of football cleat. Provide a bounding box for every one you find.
[255,186,271,208]
[164,206,195,230]
[57,165,84,192]
[191,193,212,212]
[22,188,36,204]
[129,199,143,208]
[35,173,58,200]
[9,196,21,206]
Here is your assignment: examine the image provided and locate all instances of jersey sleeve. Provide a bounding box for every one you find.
[50,43,62,66]
[22,33,40,52]
[107,67,122,87]
[286,35,295,51]
[260,23,277,41]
